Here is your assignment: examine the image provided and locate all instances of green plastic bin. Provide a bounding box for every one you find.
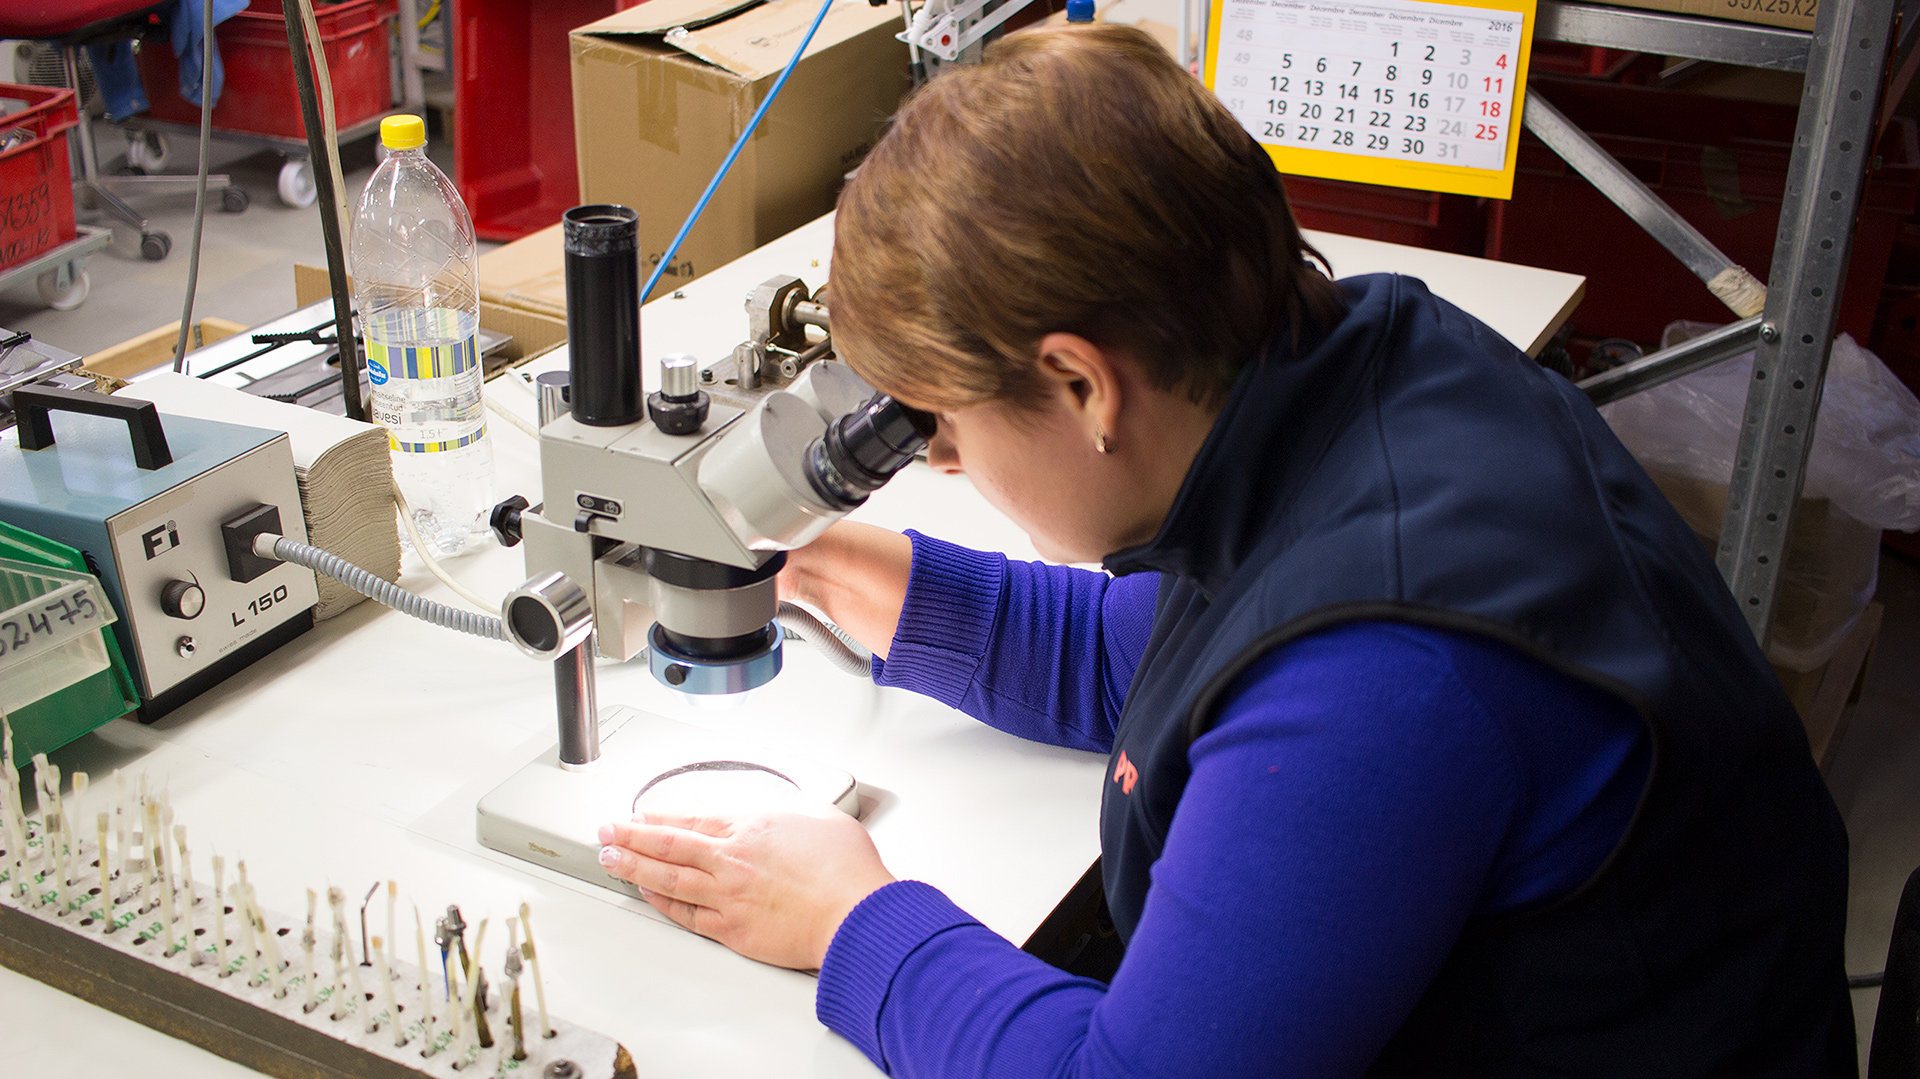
[0,520,138,768]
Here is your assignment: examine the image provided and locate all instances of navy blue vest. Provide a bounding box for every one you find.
[1100,275,1853,1075]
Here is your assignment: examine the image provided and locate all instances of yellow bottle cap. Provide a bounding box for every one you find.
[380,115,426,150]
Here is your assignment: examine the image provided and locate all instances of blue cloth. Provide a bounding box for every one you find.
[826,532,1649,1078]
[171,0,250,109]
[87,0,248,122]
[85,42,149,124]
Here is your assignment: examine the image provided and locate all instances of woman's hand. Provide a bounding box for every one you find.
[597,801,897,970]
[778,522,913,659]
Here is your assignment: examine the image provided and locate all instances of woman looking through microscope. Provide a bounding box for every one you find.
[596,25,1852,1078]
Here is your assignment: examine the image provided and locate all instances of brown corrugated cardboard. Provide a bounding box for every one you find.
[478,223,567,320]
[84,318,248,381]
[1596,0,1813,32]
[570,0,908,290]
[293,264,569,366]
[1647,469,1882,673]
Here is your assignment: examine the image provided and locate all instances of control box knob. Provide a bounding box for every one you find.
[160,579,205,620]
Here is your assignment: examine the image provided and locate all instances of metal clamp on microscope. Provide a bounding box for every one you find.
[477,205,925,896]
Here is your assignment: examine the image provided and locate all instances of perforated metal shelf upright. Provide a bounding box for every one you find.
[1539,0,1909,643]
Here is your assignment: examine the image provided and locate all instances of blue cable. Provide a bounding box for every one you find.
[640,0,842,303]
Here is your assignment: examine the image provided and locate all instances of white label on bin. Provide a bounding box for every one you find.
[0,580,114,671]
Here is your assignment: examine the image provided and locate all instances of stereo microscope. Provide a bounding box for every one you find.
[477,206,929,898]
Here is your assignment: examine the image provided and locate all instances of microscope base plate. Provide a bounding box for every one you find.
[475,706,859,900]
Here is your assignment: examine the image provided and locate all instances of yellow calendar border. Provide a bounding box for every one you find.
[1205,0,1537,200]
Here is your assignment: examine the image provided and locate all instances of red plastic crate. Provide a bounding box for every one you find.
[1489,78,1920,348]
[1527,41,1655,80]
[0,84,79,274]
[1282,174,1487,255]
[453,0,646,242]
[138,0,397,140]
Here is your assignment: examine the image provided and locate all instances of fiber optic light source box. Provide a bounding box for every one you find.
[0,388,317,720]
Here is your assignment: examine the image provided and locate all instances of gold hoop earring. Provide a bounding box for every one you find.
[1094,427,1112,455]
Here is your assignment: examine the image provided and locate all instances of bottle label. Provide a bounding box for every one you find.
[387,428,486,454]
[365,336,478,380]
[366,333,485,453]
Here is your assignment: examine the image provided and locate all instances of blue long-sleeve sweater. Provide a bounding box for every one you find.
[816,531,1651,1078]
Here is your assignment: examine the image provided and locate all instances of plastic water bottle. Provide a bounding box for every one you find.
[350,114,493,555]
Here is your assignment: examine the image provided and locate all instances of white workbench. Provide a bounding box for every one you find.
[9,214,1583,1078]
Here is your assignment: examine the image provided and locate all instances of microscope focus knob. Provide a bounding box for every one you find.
[490,495,532,548]
[159,579,205,620]
[648,353,710,435]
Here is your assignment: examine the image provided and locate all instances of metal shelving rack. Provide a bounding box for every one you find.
[1540,0,1906,643]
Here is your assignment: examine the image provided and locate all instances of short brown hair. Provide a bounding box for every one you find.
[830,24,1342,411]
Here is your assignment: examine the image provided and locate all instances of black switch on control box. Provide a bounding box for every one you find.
[221,503,284,583]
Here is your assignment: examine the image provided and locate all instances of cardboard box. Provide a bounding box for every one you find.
[83,318,249,381]
[1595,0,1814,33]
[292,264,569,368]
[1774,602,1882,768]
[1647,469,1883,673]
[570,0,909,289]
[478,223,568,320]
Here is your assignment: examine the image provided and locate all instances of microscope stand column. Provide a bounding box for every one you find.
[556,639,600,771]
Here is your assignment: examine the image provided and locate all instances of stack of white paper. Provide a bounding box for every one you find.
[116,374,399,621]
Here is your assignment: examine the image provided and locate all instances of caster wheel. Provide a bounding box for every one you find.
[36,268,89,311]
[220,185,250,213]
[126,131,169,173]
[278,159,317,208]
[140,231,172,261]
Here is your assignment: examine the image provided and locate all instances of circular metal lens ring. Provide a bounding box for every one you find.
[503,571,594,660]
[648,622,784,695]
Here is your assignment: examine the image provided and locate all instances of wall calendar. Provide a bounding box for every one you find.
[1205,0,1537,198]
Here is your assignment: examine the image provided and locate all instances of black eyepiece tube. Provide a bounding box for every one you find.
[563,204,643,426]
[804,394,936,510]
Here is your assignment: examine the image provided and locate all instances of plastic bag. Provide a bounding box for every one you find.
[1602,332,1920,531]
[1600,332,1920,670]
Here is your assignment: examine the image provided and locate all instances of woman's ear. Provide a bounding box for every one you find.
[1035,333,1123,447]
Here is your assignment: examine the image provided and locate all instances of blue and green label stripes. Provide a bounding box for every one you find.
[389,428,486,454]
[365,335,478,381]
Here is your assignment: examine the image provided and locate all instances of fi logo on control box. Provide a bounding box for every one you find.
[142,520,180,560]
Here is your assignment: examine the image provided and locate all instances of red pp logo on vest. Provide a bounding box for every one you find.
[1113,750,1139,794]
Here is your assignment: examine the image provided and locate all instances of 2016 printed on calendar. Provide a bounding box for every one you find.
[1206,0,1536,198]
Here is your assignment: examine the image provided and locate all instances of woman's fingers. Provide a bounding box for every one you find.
[599,844,720,906]
[599,819,723,870]
[643,889,717,938]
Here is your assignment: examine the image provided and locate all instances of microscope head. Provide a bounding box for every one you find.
[509,204,928,695]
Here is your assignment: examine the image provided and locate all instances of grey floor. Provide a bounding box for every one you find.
[9,123,1920,1076]
[1831,550,1920,1073]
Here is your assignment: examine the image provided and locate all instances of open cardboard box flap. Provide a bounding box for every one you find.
[575,0,903,79]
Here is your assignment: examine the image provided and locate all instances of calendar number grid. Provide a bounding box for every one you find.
[1206,0,1535,199]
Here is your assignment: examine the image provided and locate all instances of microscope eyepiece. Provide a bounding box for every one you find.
[563,204,643,427]
[804,394,934,510]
